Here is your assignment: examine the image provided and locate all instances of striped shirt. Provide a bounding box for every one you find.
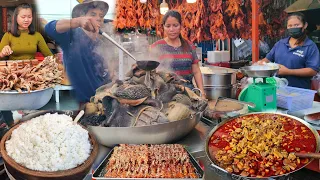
[150,39,199,80]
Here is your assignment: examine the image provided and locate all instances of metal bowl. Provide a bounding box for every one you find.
[0,88,53,110]
[203,99,249,121]
[240,65,279,77]
[88,112,203,147]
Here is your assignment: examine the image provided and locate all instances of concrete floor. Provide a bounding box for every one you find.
[40,90,79,111]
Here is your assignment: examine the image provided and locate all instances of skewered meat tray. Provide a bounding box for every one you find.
[93,144,204,179]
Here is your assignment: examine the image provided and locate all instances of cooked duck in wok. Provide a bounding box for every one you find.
[80,64,207,127]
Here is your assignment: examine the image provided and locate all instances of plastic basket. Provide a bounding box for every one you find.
[277,86,316,111]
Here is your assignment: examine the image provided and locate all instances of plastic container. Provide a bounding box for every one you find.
[277,86,316,111]
[207,40,230,63]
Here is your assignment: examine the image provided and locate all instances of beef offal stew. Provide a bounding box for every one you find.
[208,114,317,178]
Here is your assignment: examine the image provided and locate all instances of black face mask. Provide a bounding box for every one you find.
[288,27,304,39]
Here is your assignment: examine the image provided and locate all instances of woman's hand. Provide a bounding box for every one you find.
[256,58,270,65]
[278,64,291,76]
[1,45,13,57]
[256,60,266,65]
[277,65,316,77]
[200,89,207,99]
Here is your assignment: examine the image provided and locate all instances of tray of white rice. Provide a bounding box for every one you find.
[0,112,99,180]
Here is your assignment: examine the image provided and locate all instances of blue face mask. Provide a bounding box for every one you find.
[288,27,304,39]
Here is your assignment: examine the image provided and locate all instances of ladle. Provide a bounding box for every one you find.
[98,29,160,71]
[294,152,320,159]
[99,30,159,97]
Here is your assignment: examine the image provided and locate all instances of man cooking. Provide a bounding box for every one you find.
[45,0,111,103]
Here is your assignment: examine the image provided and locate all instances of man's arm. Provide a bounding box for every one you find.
[56,17,100,34]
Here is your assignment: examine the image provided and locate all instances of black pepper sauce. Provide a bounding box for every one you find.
[208,114,317,177]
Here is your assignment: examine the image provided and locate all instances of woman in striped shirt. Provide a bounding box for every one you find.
[151,10,205,98]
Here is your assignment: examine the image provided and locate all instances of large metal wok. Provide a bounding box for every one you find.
[20,110,202,147]
[88,112,203,147]
[205,112,320,180]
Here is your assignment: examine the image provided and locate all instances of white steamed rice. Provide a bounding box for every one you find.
[5,113,92,171]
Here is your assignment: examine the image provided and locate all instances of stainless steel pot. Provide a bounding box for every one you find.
[20,110,202,147]
[204,85,237,100]
[200,67,237,86]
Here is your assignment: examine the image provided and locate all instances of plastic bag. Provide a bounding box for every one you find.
[311,72,320,95]
[235,39,270,59]
[259,40,270,54]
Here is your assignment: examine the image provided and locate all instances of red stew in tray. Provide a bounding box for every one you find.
[208,114,317,178]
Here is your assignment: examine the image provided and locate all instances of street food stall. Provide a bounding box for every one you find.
[1,61,320,179]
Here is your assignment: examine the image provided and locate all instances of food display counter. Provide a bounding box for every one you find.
[85,102,320,180]
[2,103,320,180]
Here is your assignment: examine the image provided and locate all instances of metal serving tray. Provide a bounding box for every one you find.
[93,145,204,180]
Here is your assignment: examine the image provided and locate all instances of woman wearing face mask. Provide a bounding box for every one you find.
[0,3,52,60]
[259,12,320,89]
[151,10,206,98]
